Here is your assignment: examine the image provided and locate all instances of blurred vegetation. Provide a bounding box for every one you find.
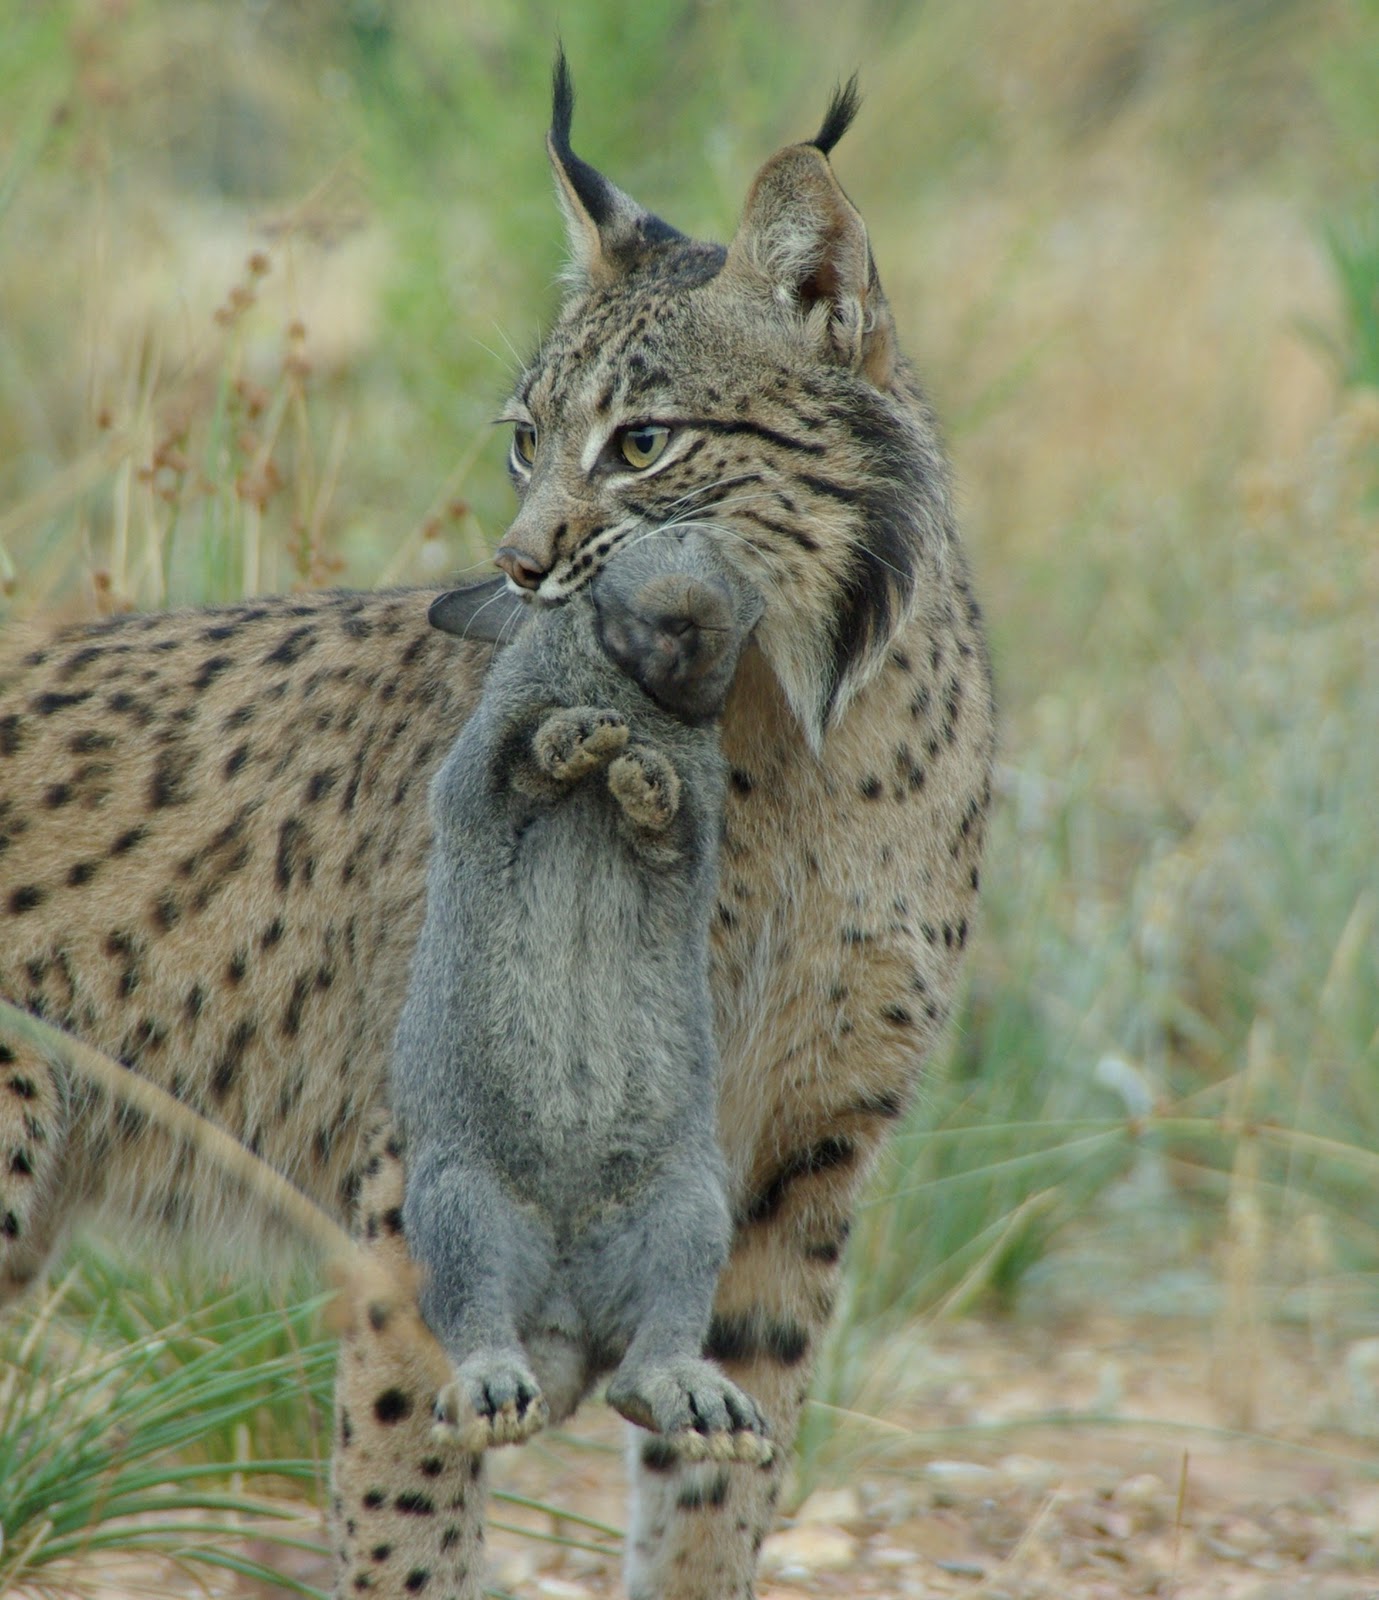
[2,0,1378,1582]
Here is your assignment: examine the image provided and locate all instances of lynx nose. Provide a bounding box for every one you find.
[494,546,548,590]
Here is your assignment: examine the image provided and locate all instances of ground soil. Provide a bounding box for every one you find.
[52,1307,1379,1600]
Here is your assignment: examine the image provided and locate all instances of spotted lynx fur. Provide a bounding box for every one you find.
[0,56,993,1600]
[397,531,768,1466]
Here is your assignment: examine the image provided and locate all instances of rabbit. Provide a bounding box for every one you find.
[390,529,771,1465]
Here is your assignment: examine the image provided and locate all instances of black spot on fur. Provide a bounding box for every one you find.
[193,654,233,690]
[306,769,338,802]
[275,816,313,890]
[803,1231,848,1264]
[34,689,93,715]
[111,824,148,855]
[641,1437,681,1473]
[150,744,194,808]
[9,885,45,914]
[282,971,313,1038]
[211,1020,256,1099]
[706,1311,809,1367]
[856,1086,908,1120]
[739,1136,856,1227]
[263,625,317,667]
[393,1491,435,1516]
[676,1471,731,1511]
[373,1387,413,1425]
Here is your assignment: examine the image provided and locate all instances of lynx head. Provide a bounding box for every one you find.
[447,52,954,750]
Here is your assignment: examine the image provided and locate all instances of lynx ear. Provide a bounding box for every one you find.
[428,578,530,645]
[723,78,897,385]
[548,48,685,287]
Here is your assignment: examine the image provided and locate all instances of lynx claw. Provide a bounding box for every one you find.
[533,705,628,782]
[432,1359,549,1452]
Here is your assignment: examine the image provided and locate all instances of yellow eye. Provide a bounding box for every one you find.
[619,425,670,470]
[513,424,537,466]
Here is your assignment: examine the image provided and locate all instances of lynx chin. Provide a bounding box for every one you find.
[0,50,994,1600]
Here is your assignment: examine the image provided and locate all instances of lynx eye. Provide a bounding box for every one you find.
[512,423,538,467]
[618,424,670,470]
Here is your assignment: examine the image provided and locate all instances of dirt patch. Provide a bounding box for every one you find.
[484,1311,1379,1600]
[47,1313,1379,1599]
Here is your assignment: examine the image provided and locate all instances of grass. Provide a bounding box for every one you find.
[0,1252,334,1595]
[2,0,1378,1580]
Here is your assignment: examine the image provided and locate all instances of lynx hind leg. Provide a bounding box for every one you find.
[607,744,681,831]
[332,1118,489,1600]
[0,1042,69,1302]
[606,1356,770,1466]
[433,1350,548,1452]
[624,1205,856,1600]
[532,705,628,782]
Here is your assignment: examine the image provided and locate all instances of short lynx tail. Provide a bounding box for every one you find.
[0,998,415,1328]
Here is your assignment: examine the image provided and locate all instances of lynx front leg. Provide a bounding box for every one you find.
[332,1119,489,1600]
[622,1195,854,1600]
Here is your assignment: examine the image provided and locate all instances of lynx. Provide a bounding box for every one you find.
[397,531,767,1465]
[0,55,994,1600]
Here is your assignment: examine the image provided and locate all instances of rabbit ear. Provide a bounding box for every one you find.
[428,579,530,644]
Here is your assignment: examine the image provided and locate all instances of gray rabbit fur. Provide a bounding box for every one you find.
[391,530,770,1464]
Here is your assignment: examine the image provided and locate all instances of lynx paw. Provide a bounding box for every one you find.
[533,706,629,782]
[432,1353,549,1451]
[606,1357,772,1466]
[607,746,681,830]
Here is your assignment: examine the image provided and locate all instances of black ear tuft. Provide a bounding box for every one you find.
[811,74,861,156]
[552,44,575,155]
[549,45,615,230]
